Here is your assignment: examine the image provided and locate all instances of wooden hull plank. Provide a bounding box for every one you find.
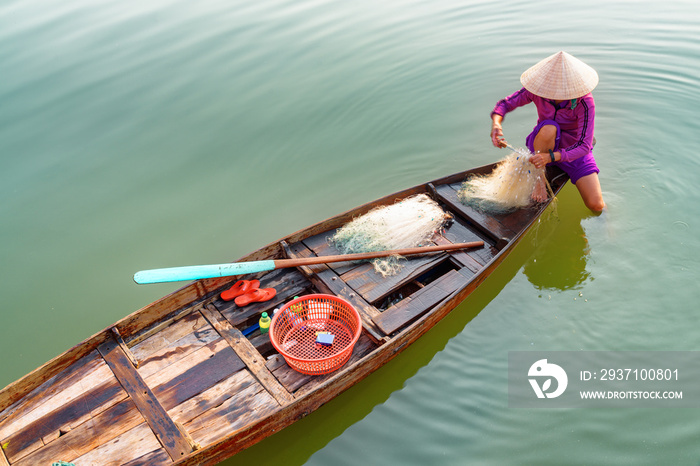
[433,183,517,243]
[179,372,277,450]
[3,377,126,463]
[434,234,484,274]
[301,229,365,276]
[494,203,543,233]
[0,350,106,437]
[0,352,128,463]
[339,253,446,305]
[70,422,165,466]
[147,339,245,411]
[200,304,295,405]
[265,354,312,393]
[122,448,172,466]
[372,268,473,335]
[441,217,497,267]
[98,336,195,461]
[164,369,279,453]
[167,370,257,426]
[12,398,151,466]
[132,312,220,379]
[130,311,211,362]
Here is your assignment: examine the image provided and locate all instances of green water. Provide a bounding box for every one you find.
[2,0,700,464]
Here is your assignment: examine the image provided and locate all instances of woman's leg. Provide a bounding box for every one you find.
[575,172,606,212]
[531,124,605,211]
[530,125,558,202]
[532,124,558,153]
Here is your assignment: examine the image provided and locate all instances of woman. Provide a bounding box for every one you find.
[490,51,606,212]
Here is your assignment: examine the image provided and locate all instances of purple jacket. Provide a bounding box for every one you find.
[491,88,595,163]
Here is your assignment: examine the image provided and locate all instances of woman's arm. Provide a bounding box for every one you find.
[491,114,506,148]
[490,88,535,148]
[491,88,534,118]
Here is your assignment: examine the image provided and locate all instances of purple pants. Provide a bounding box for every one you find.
[526,120,599,184]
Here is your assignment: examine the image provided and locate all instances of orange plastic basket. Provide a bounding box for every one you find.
[270,294,362,375]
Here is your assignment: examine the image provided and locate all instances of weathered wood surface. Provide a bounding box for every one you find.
[171,370,277,451]
[0,351,127,464]
[130,311,219,375]
[4,377,127,463]
[340,253,446,304]
[433,182,518,243]
[440,217,497,267]
[98,336,196,461]
[126,302,203,349]
[372,268,473,335]
[13,400,152,466]
[122,446,172,466]
[112,326,139,368]
[71,422,164,466]
[434,234,483,274]
[200,304,294,405]
[302,229,362,276]
[0,279,228,417]
[145,338,245,412]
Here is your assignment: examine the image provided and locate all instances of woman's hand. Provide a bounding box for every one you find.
[491,123,507,148]
[530,150,559,169]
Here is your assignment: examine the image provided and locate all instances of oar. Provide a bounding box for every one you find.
[133,241,484,284]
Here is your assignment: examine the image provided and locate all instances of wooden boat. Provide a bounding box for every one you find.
[0,163,568,466]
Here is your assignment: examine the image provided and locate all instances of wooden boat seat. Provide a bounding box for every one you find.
[372,267,474,335]
[431,182,545,249]
[301,230,455,306]
[439,215,497,268]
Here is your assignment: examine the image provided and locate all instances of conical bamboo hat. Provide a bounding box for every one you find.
[520,51,598,100]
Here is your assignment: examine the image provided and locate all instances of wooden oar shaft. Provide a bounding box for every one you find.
[134,241,484,284]
[274,241,484,268]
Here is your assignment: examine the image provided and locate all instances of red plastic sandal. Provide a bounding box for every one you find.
[234,288,277,307]
[221,280,260,301]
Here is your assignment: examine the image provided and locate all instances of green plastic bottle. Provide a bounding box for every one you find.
[259,312,271,334]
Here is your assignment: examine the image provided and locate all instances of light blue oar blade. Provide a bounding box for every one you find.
[133,260,276,284]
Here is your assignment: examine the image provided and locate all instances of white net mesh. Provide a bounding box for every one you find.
[330,194,449,276]
[458,147,551,214]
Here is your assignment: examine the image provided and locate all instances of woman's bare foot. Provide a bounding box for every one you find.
[531,176,548,203]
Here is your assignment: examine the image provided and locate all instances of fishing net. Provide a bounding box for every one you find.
[330,194,450,276]
[457,147,552,214]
